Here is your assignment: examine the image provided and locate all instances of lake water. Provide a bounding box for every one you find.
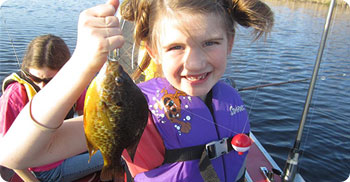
[0,0,349,181]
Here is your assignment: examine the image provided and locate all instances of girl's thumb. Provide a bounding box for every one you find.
[106,0,119,11]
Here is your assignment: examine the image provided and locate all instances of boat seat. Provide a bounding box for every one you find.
[12,169,39,182]
[0,167,39,182]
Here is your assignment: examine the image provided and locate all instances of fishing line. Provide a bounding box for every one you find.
[114,18,126,59]
[182,105,246,135]
[113,18,145,77]
[297,4,339,172]
[0,4,21,68]
[237,73,350,91]
[114,39,140,74]
[243,41,272,134]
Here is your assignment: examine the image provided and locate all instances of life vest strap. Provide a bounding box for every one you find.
[163,137,234,182]
[163,136,234,164]
[163,134,248,182]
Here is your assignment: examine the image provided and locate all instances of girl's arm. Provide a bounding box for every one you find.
[0,0,124,169]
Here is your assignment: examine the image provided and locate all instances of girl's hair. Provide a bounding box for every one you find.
[120,0,274,79]
[21,34,71,71]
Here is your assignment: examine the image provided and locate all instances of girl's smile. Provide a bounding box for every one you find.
[182,72,210,85]
[184,72,208,81]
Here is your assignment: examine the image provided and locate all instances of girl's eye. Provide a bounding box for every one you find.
[204,41,217,47]
[168,45,182,51]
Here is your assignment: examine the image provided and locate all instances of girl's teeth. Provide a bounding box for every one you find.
[187,74,205,81]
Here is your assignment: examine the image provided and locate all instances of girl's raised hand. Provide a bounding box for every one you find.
[0,0,124,170]
[72,0,124,73]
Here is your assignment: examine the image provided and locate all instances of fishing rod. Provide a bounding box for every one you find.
[0,1,21,68]
[238,78,309,91]
[282,0,337,181]
[236,73,348,91]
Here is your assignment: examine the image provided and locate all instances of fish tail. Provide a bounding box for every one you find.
[100,165,125,182]
[100,165,113,181]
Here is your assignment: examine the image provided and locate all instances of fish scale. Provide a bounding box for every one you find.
[84,60,149,182]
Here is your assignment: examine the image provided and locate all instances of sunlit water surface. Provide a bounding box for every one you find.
[0,0,349,181]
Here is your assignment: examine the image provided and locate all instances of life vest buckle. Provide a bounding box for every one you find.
[205,137,229,160]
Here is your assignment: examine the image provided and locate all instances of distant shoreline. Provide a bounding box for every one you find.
[264,0,349,6]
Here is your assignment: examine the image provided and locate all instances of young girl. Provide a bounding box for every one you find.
[0,34,104,182]
[0,0,273,181]
[119,0,273,181]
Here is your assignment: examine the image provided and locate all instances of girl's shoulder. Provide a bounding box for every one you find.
[0,82,28,135]
[137,77,166,86]
[215,80,240,94]
[1,82,28,102]
[137,77,169,93]
[213,80,245,105]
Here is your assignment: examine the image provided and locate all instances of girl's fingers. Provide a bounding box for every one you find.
[73,0,122,69]
[87,26,123,39]
[106,0,119,11]
[83,3,116,18]
[82,16,120,28]
[86,0,119,17]
[104,16,119,27]
[107,35,125,51]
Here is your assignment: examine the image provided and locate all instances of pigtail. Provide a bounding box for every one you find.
[121,0,151,45]
[121,0,154,81]
[226,0,274,40]
[131,50,152,81]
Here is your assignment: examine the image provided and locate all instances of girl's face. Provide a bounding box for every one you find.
[26,67,58,89]
[150,12,233,99]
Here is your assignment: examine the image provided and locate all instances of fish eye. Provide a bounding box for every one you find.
[115,77,123,85]
[116,102,124,107]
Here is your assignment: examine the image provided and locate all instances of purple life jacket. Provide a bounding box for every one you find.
[136,77,250,182]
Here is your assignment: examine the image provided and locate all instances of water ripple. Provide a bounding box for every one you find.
[1,0,349,181]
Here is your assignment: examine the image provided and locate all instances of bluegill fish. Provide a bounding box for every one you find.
[83,60,149,182]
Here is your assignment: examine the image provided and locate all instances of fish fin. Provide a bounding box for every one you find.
[127,120,147,162]
[100,165,124,182]
[85,138,98,163]
[126,138,141,162]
